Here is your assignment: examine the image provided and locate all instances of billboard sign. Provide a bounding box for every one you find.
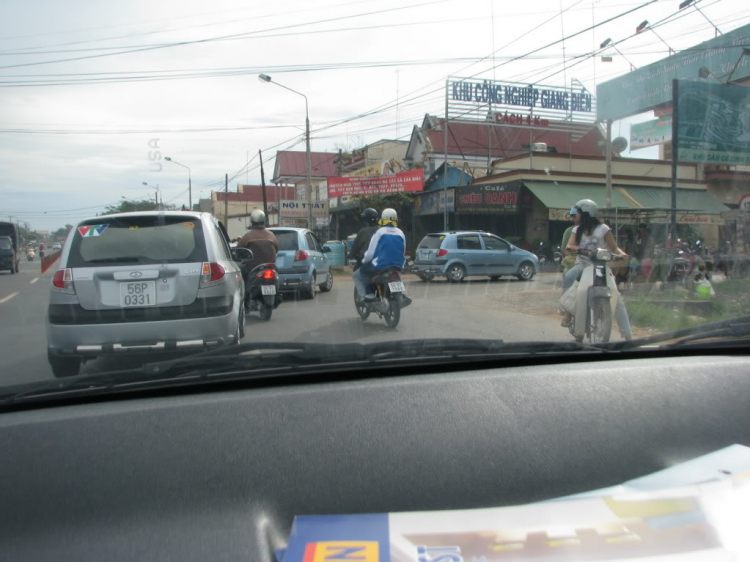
[630,116,672,149]
[414,188,455,216]
[279,200,329,219]
[676,81,750,165]
[448,77,596,131]
[327,169,424,198]
[597,24,750,121]
[456,182,521,214]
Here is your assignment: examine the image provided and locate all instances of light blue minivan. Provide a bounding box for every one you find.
[413,231,539,283]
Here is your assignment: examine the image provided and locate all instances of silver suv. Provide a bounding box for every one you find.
[46,212,245,377]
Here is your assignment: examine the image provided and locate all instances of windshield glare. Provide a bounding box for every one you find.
[0,0,748,391]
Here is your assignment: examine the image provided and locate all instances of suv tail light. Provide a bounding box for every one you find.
[436,249,448,257]
[52,268,76,294]
[294,250,309,262]
[257,267,278,280]
[200,262,226,288]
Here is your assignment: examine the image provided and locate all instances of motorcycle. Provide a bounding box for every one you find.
[244,263,282,321]
[552,245,564,271]
[535,242,548,267]
[565,247,623,344]
[27,250,35,261]
[353,267,409,328]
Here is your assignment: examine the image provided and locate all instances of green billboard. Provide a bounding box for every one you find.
[676,81,750,165]
[597,24,750,121]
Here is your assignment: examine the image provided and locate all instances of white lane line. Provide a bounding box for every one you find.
[0,292,19,304]
[30,277,39,284]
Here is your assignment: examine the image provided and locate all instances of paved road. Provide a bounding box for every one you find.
[0,264,569,386]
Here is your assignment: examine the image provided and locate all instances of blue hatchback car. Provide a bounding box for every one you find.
[268,227,333,298]
[413,231,539,282]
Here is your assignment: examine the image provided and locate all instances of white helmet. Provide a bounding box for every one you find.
[381,208,398,225]
[574,199,598,218]
[250,209,266,227]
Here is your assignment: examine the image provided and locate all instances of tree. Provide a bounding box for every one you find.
[102,199,158,215]
[53,224,73,241]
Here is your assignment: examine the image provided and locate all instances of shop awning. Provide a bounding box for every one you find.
[523,181,636,210]
[622,187,729,214]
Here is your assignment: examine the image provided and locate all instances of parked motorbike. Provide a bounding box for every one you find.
[567,247,623,344]
[353,267,409,328]
[535,242,548,267]
[552,245,563,271]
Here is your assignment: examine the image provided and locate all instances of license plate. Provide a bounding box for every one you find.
[418,250,428,260]
[388,281,405,293]
[119,281,156,307]
[261,285,277,295]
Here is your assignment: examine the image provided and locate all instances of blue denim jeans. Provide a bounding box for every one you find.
[563,263,633,339]
[353,263,379,299]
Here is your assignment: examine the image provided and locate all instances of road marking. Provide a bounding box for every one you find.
[30,277,39,284]
[0,292,18,304]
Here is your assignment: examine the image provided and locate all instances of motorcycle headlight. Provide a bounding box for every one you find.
[596,249,613,261]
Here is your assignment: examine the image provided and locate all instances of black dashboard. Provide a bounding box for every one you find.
[1,354,748,561]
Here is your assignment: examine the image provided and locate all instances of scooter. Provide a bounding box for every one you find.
[567,247,623,343]
[535,242,548,267]
[353,267,409,328]
[27,250,35,261]
[244,263,282,321]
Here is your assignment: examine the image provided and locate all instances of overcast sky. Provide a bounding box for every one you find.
[0,0,747,231]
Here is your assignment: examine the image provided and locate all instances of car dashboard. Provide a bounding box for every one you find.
[1,353,748,561]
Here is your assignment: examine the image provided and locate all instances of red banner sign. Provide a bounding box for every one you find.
[327,170,424,198]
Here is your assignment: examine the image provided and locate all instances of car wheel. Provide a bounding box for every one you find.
[490,276,501,281]
[447,264,465,283]
[417,273,434,282]
[516,262,535,281]
[48,351,81,378]
[319,270,333,292]
[305,272,317,299]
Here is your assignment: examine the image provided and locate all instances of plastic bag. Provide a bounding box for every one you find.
[695,279,715,299]
[559,281,579,315]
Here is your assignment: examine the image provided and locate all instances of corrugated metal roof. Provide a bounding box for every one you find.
[623,187,729,214]
[523,181,635,210]
[272,151,337,181]
[422,119,604,159]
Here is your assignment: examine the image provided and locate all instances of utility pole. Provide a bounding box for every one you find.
[224,173,229,226]
[670,79,679,268]
[259,149,268,224]
[605,119,613,208]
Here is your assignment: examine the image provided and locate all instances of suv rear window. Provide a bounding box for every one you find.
[66,215,208,267]
[274,230,299,251]
[418,235,444,249]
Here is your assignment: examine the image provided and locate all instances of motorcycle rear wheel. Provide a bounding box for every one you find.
[590,299,612,344]
[259,304,273,321]
[383,298,401,328]
[354,287,370,320]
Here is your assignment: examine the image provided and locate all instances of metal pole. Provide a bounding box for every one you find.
[443,80,449,231]
[224,173,229,226]
[188,172,192,211]
[305,103,314,231]
[605,119,613,208]
[259,149,268,223]
[670,79,679,267]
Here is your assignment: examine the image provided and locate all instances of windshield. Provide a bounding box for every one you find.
[0,1,748,393]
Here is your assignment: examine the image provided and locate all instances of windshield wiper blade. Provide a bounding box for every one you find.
[605,315,750,351]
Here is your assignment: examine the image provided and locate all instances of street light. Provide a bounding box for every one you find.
[259,73,314,230]
[599,38,637,71]
[636,20,674,55]
[164,156,192,210]
[678,0,721,36]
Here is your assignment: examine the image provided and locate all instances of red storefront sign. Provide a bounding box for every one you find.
[327,170,424,198]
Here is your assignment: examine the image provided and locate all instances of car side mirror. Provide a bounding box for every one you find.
[233,247,253,261]
[322,246,331,253]
[509,246,515,252]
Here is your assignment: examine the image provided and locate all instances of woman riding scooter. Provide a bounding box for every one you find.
[561,199,633,341]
